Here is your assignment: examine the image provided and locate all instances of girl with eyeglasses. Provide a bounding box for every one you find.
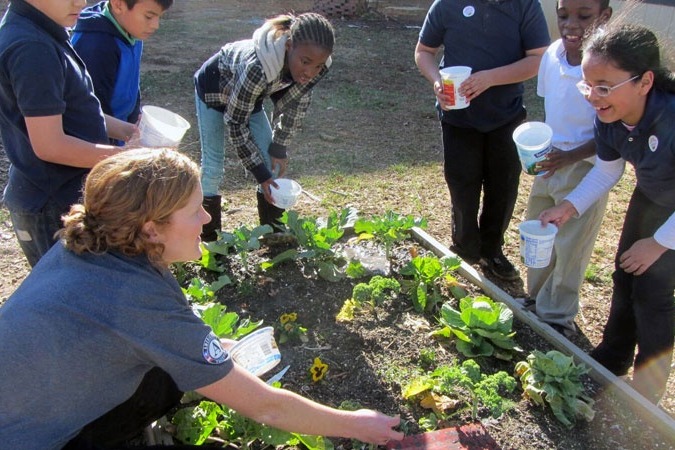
[539,22,675,404]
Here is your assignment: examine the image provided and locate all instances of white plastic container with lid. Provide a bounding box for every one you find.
[230,327,281,376]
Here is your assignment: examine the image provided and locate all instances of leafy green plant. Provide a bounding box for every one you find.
[261,209,354,281]
[172,400,333,449]
[336,276,400,321]
[202,224,273,272]
[515,350,595,428]
[172,400,223,445]
[275,312,308,344]
[433,296,522,360]
[419,348,437,371]
[352,275,400,306]
[418,412,439,432]
[399,255,460,312]
[182,275,232,304]
[344,260,367,279]
[354,210,427,258]
[403,359,516,420]
[193,302,261,339]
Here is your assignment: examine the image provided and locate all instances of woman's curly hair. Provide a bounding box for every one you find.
[59,148,200,266]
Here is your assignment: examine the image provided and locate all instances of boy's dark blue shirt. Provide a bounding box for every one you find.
[0,0,107,213]
[419,0,550,132]
[72,1,143,126]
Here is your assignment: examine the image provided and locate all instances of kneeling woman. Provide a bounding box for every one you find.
[0,148,402,449]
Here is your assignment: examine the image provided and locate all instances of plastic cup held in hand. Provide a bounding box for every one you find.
[439,66,472,110]
[270,178,302,209]
[513,121,553,176]
[139,105,191,147]
[230,327,281,376]
[519,220,558,268]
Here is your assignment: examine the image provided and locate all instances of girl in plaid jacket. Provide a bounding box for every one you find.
[194,13,334,240]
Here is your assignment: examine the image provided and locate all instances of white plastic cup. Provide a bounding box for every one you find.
[512,121,553,176]
[230,327,281,376]
[270,178,302,209]
[138,105,191,147]
[439,66,472,110]
[519,220,558,268]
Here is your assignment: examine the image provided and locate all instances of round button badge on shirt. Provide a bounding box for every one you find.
[649,135,659,152]
[463,6,475,17]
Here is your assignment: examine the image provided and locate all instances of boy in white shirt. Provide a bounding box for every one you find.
[524,0,612,337]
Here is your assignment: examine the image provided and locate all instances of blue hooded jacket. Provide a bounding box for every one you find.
[72,1,142,125]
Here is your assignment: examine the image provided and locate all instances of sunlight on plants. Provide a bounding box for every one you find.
[403,359,516,421]
[515,350,595,429]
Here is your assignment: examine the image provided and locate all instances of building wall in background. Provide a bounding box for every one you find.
[541,0,675,43]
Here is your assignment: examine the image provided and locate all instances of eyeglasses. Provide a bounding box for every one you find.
[576,75,640,97]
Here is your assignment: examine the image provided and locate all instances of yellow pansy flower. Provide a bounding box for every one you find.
[310,357,328,382]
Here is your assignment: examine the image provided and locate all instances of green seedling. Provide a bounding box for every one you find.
[182,275,232,304]
[202,224,273,273]
[403,359,516,421]
[515,350,595,428]
[193,302,261,339]
[262,209,354,282]
[354,210,427,258]
[336,276,400,321]
[172,400,333,449]
[399,255,460,312]
[433,296,522,360]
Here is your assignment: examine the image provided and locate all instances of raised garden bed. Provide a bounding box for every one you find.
[168,212,675,449]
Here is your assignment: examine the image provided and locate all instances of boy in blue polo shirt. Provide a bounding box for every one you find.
[71,0,173,135]
[415,0,550,280]
[0,0,136,267]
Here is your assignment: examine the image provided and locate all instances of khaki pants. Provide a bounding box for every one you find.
[526,160,608,330]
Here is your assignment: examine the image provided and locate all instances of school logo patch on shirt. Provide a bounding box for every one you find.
[463,6,475,17]
[202,332,226,364]
[648,135,659,152]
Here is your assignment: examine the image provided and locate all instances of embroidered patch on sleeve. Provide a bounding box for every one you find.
[202,332,227,364]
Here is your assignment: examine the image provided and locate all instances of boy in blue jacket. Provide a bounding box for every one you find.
[72,0,173,130]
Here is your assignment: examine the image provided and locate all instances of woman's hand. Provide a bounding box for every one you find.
[347,410,403,446]
[260,178,279,204]
[619,237,667,275]
[538,200,577,228]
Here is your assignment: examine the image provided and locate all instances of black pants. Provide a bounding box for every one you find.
[591,188,675,402]
[441,109,525,260]
[64,368,185,450]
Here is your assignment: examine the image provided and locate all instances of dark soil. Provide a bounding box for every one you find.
[189,232,673,450]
